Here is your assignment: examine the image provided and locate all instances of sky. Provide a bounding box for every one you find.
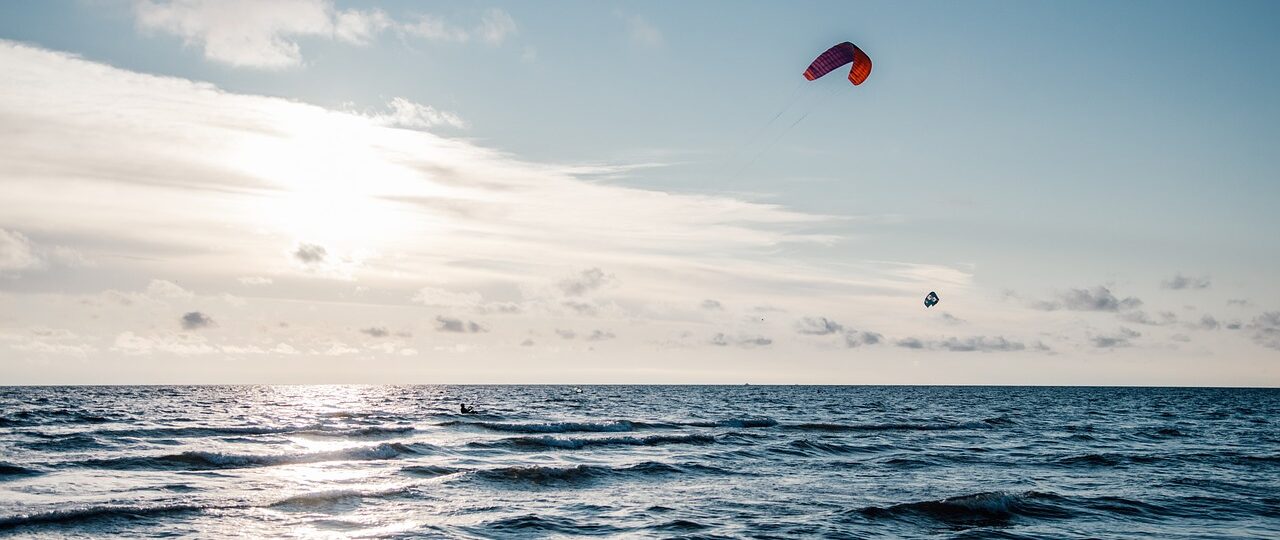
[1,0,1278,385]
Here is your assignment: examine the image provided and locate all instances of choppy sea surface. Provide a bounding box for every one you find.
[0,385,1277,539]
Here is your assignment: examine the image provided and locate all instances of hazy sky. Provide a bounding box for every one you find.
[1,0,1277,385]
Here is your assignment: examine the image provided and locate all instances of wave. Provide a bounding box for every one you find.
[680,418,777,428]
[62,442,434,471]
[440,417,776,434]
[400,464,462,478]
[774,439,892,456]
[470,433,716,451]
[479,514,627,535]
[267,485,418,509]
[68,423,415,440]
[292,426,416,438]
[0,409,115,427]
[0,462,40,479]
[17,433,112,452]
[0,503,213,531]
[1053,453,1163,468]
[473,461,736,486]
[0,484,423,531]
[785,421,988,432]
[440,420,636,434]
[857,491,1075,526]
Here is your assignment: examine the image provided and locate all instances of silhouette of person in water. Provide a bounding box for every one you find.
[459,403,475,414]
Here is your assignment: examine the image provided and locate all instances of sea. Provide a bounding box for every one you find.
[0,385,1276,539]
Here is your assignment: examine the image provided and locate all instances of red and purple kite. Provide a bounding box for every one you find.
[803,42,872,86]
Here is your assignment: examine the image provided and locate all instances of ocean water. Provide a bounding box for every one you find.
[0,386,1277,539]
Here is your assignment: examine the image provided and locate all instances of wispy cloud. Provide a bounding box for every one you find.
[371,98,466,130]
[1248,312,1280,350]
[895,335,1027,352]
[435,316,486,333]
[558,268,614,297]
[0,229,41,272]
[1034,286,1142,312]
[360,326,389,338]
[796,316,843,335]
[132,1,516,68]
[1162,273,1211,290]
[711,333,772,348]
[620,13,663,49]
[1092,327,1141,349]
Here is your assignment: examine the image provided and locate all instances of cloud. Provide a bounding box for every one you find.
[435,316,486,333]
[1162,273,1211,290]
[114,331,215,355]
[1119,310,1178,326]
[292,242,327,264]
[411,287,483,308]
[476,8,517,45]
[360,326,389,338]
[1248,312,1280,350]
[937,336,1025,352]
[844,331,883,348]
[520,338,534,347]
[711,333,772,348]
[1225,320,1243,330]
[0,229,89,273]
[894,335,1026,352]
[1227,299,1252,307]
[332,8,392,45]
[558,268,614,296]
[562,301,598,316]
[0,228,40,271]
[700,299,723,310]
[895,337,925,349]
[180,311,215,330]
[133,2,516,69]
[1092,327,1141,349]
[1195,314,1220,331]
[372,97,466,130]
[621,14,663,49]
[238,276,273,285]
[148,279,194,300]
[403,8,517,45]
[585,330,616,341]
[796,316,843,336]
[1034,286,1142,312]
[938,313,966,325]
[133,0,365,68]
[555,329,576,339]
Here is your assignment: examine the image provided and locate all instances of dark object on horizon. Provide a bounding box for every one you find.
[924,291,940,308]
[460,403,475,414]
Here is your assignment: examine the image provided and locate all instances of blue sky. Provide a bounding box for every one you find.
[0,1,1277,384]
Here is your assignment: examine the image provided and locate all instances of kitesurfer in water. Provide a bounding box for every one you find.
[460,403,475,414]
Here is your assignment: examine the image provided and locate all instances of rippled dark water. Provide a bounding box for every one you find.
[1,385,1277,538]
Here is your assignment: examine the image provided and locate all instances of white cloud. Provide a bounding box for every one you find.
[622,14,663,49]
[0,229,40,271]
[134,0,335,68]
[402,8,517,45]
[476,8,517,45]
[372,97,466,130]
[332,8,393,45]
[147,279,194,300]
[132,1,514,69]
[113,331,216,355]
[239,276,273,285]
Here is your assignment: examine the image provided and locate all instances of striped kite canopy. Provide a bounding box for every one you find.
[803,41,872,86]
